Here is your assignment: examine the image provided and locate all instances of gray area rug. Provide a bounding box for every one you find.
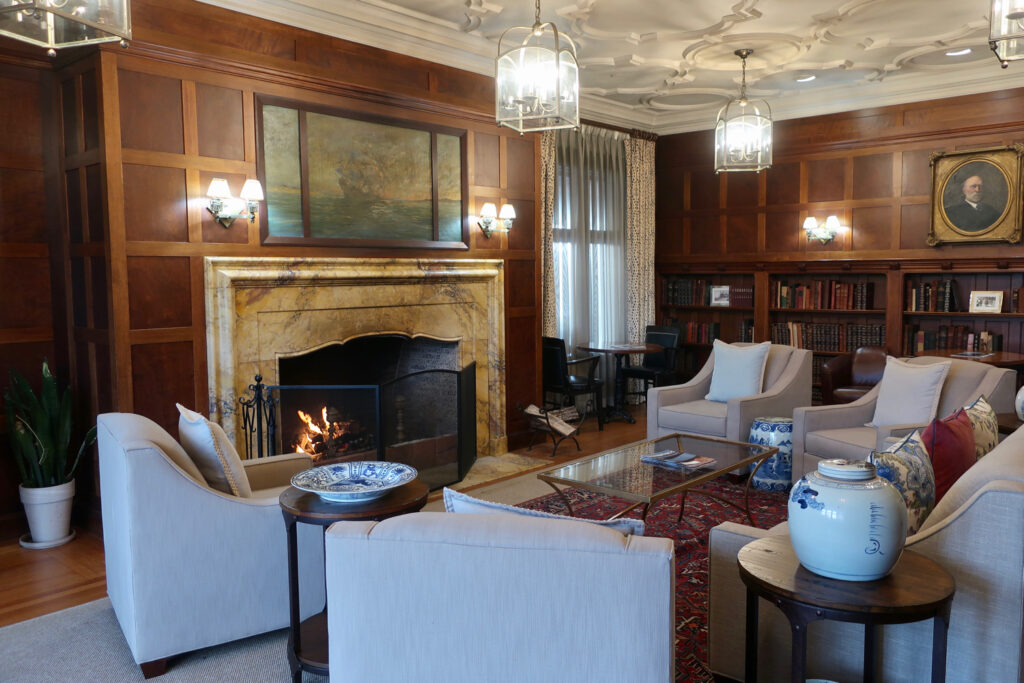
[0,598,327,682]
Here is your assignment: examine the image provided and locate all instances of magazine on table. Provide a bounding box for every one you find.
[641,450,716,471]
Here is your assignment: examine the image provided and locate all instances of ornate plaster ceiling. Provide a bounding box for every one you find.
[199,0,1024,134]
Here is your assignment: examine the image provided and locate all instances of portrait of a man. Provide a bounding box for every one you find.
[941,160,1009,234]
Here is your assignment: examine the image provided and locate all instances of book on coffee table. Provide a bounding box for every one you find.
[641,450,716,471]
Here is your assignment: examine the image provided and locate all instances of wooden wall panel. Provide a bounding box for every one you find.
[504,315,537,437]
[507,198,535,252]
[766,162,800,205]
[196,83,245,161]
[123,164,188,242]
[806,158,845,202]
[0,75,43,163]
[130,341,195,434]
[690,170,720,210]
[690,215,721,254]
[85,164,103,242]
[507,260,536,308]
[765,211,800,253]
[0,169,46,242]
[725,214,758,254]
[127,256,191,329]
[852,153,893,200]
[473,132,499,188]
[726,172,759,207]
[66,168,83,243]
[0,258,51,328]
[851,206,893,251]
[506,137,536,196]
[901,149,935,196]
[118,69,184,154]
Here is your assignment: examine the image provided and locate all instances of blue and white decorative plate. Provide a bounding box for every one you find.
[291,461,418,503]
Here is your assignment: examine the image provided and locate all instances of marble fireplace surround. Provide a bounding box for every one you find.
[205,257,507,458]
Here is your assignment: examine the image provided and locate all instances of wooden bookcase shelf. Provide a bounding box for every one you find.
[771,308,886,316]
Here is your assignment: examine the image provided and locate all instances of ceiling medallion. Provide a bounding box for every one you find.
[714,48,773,173]
[495,0,580,133]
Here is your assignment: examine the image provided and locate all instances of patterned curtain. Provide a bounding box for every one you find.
[540,130,557,337]
[625,135,657,399]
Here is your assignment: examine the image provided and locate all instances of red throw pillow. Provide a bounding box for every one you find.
[922,409,976,503]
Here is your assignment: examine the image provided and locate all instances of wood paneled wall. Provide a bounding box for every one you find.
[656,88,1024,265]
[0,62,68,537]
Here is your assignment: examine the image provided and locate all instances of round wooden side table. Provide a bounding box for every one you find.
[738,534,955,683]
[279,479,429,683]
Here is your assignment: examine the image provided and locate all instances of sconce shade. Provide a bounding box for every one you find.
[0,0,131,52]
[495,0,579,134]
[206,178,232,199]
[240,179,264,202]
[990,0,1024,66]
[714,49,772,173]
[804,215,841,243]
[499,203,516,220]
[825,215,841,232]
[479,202,498,219]
[802,217,818,231]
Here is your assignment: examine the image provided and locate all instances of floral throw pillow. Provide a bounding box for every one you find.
[869,430,936,535]
[964,395,999,460]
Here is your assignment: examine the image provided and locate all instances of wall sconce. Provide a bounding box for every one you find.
[207,178,263,228]
[476,202,516,238]
[803,215,842,244]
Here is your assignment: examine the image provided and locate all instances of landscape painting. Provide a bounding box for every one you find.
[259,99,466,245]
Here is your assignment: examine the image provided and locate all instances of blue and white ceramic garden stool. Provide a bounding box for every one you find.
[748,416,794,491]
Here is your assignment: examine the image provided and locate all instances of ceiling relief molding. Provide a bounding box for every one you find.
[197,0,1024,135]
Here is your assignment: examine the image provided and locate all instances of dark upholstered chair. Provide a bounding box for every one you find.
[820,346,887,405]
[541,336,604,431]
[621,325,681,401]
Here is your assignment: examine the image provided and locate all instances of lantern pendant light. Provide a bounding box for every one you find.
[714,48,773,173]
[990,0,1024,67]
[495,0,580,134]
[0,1,131,57]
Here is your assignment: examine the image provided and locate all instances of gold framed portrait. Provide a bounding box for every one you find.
[927,144,1023,245]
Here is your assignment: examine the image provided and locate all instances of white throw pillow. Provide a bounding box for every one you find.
[442,487,644,536]
[705,340,771,402]
[868,358,951,428]
[176,404,253,497]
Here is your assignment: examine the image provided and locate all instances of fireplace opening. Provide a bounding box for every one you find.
[266,334,476,490]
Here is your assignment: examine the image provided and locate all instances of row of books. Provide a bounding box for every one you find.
[679,321,721,344]
[902,324,1004,354]
[905,280,958,312]
[811,354,826,386]
[770,322,886,352]
[1009,288,1024,313]
[738,318,755,343]
[663,278,751,307]
[771,280,876,310]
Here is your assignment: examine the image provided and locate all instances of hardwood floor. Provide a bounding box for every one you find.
[0,406,647,628]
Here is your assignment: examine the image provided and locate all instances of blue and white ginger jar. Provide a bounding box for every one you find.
[788,459,907,581]
[748,417,793,492]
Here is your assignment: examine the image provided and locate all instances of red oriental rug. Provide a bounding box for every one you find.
[518,478,789,682]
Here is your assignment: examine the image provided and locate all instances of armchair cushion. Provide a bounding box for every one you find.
[869,430,935,534]
[869,357,950,428]
[658,399,727,437]
[705,340,770,402]
[442,487,645,536]
[176,403,252,497]
[922,409,976,503]
[964,395,999,460]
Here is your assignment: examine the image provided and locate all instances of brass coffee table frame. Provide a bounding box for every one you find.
[537,432,777,525]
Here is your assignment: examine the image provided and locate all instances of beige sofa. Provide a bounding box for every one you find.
[647,343,812,442]
[708,423,1024,682]
[792,356,1015,480]
[325,511,676,682]
[97,413,325,676]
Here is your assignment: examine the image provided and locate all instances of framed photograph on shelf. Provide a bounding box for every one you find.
[968,290,1003,313]
[927,144,1023,245]
[710,286,731,307]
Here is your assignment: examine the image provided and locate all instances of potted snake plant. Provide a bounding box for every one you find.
[4,360,96,548]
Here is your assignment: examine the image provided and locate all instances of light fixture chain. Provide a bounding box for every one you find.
[535,0,542,27]
[740,53,747,99]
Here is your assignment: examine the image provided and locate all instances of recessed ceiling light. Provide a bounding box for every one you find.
[945,48,972,57]
[795,74,816,82]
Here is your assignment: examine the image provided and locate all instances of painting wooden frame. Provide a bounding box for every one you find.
[256,95,469,249]
[927,144,1023,245]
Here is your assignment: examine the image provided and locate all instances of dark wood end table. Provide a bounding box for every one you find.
[738,534,955,683]
[279,479,429,682]
[997,411,1022,435]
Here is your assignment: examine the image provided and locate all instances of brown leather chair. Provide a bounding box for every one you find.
[820,346,887,405]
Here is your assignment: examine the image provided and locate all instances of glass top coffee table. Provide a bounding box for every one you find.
[536,433,778,525]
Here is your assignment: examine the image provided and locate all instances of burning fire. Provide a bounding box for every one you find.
[294,406,365,460]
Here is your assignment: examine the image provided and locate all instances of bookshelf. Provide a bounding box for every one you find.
[902,272,1024,356]
[659,272,755,379]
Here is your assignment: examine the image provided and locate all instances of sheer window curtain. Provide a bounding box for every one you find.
[546,125,628,400]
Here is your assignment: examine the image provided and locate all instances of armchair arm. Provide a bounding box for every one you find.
[566,354,601,383]
[242,451,313,491]
[872,423,928,449]
[792,389,878,477]
[726,349,813,442]
[820,353,852,405]
[646,355,714,439]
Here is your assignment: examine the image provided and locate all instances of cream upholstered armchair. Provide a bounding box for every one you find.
[792,356,1015,480]
[97,413,325,678]
[324,511,676,682]
[646,343,812,443]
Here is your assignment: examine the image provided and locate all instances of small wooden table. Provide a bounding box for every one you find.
[279,480,429,682]
[577,342,662,423]
[997,411,1022,435]
[738,535,955,683]
[913,348,1024,368]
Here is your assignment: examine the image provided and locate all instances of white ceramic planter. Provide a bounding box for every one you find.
[1015,385,1024,420]
[788,459,907,581]
[19,480,75,549]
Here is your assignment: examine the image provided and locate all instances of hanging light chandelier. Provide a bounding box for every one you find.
[0,0,131,56]
[990,0,1024,67]
[714,48,772,173]
[495,0,579,134]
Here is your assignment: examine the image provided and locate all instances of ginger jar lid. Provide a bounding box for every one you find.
[817,458,875,481]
